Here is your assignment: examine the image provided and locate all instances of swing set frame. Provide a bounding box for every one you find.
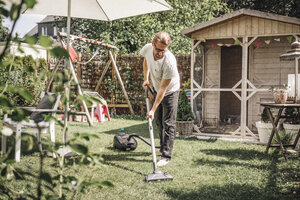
[46,32,134,126]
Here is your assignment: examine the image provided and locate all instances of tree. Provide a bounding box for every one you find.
[222,0,300,18]
[56,0,230,55]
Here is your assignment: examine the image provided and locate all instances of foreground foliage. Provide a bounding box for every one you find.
[2,119,299,199]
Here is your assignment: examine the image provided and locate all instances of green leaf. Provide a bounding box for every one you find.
[24,0,37,9]
[24,64,35,72]
[69,144,88,155]
[39,36,53,48]
[100,181,114,187]
[21,135,34,151]
[12,169,24,180]
[25,35,37,45]
[0,97,12,107]
[11,108,26,121]
[77,95,93,106]
[1,166,7,177]
[0,7,9,18]
[16,88,33,102]
[49,47,69,59]
[90,96,103,105]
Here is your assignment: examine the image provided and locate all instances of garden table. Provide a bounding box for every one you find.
[259,103,300,161]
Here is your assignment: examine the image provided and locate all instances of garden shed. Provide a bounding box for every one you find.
[181,9,300,139]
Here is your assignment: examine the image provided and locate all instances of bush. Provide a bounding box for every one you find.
[261,107,270,123]
[0,55,48,106]
[284,107,299,124]
[176,89,194,121]
[272,129,293,144]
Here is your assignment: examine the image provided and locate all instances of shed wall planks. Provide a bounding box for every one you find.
[204,47,220,124]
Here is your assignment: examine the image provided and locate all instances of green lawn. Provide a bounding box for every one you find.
[2,118,300,200]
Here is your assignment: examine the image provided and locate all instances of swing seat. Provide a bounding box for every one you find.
[63,45,78,63]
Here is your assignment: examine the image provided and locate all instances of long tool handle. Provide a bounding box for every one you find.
[145,86,158,171]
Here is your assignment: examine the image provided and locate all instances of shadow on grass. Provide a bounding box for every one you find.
[194,148,274,169]
[165,183,281,200]
[200,148,270,160]
[105,122,151,137]
[101,160,146,176]
[103,121,157,139]
[175,136,218,143]
[0,133,53,160]
[102,151,151,163]
[266,149,300,197]
[101,152,152,176]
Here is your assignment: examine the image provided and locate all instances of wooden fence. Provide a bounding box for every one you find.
[57,54,195,116]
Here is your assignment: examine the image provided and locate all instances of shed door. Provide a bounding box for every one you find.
[220,46,242,123]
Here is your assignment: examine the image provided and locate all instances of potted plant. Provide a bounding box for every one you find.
[270,84,289,104]
[176,80,194,136]
[256,107,274,144]
[282,107,300,147]
[271,129,294,145]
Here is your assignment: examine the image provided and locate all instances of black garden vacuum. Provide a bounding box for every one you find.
[113,87,159,152]
[113,86,173,182]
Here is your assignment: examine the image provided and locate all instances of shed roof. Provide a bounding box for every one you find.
[182,9,300,40]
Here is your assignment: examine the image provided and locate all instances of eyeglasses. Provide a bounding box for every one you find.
[153,43,167,53]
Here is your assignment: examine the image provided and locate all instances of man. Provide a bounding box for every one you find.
[140,32,180,167]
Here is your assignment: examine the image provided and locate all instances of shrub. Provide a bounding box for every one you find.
[176,89,194,121]
[261,107,270,123]
[271,129,293,144]
[0,55,48,106]
[284,107,299,124]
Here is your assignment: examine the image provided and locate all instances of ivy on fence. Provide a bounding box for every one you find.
[53,54,200,116]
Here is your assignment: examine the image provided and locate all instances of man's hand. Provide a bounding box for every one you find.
[147,110,154,120]
[143,80,150,89]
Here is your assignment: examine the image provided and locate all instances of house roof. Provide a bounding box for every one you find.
[25,25,38,37]
[182,9,300,39]
[37,15,56,24]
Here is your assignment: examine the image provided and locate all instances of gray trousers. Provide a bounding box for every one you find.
[152,90,179,159]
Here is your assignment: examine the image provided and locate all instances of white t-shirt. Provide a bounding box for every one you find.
[140,43,180,95]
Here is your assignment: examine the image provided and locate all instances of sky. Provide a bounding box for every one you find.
[3,14,46,38]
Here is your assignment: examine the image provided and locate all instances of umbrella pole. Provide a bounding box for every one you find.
[63,0,72,145]
[58,0,75,157]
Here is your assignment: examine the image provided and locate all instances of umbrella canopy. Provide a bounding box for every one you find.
[5,0,172,21]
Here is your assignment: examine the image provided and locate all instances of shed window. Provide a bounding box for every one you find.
[41,26,47,36]
[53,26,57,36]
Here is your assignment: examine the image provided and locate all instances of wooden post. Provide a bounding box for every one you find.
[45,58,63,92]
[241,37,248,138]
[191,40,195,112]
[191,40,201,113]
[69,59,93,126]
[77,52,82,81]
[109,50,134,115]
[95,59,112,92]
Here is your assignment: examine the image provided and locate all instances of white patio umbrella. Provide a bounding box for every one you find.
[24,0,172,21]
[3,0,172,156]
[22,0,172,49]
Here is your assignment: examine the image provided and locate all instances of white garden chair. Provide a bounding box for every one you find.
[2,92,61,162]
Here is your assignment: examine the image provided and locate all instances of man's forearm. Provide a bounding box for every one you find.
[151,79,171,113]
[143,59,149,82]
[151,89,166,112]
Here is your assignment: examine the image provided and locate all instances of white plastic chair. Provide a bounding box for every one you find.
[2,92,61,162]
